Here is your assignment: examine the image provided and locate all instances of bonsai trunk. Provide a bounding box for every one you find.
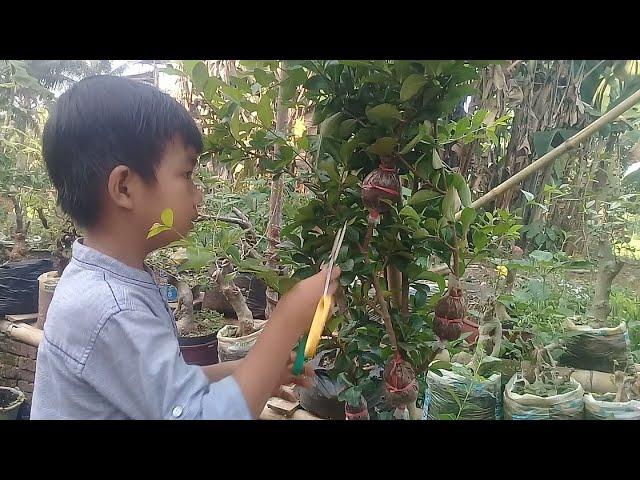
[265,61,289,318]
[176,280,196,335]
[591,238,624,327]
[216,262,254,336]
[8,196,27,261]
[386,265,403,313]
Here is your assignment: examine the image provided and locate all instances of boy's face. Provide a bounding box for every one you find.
[139,136,203,248]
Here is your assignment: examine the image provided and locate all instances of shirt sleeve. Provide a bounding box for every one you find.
[80,309,252,420]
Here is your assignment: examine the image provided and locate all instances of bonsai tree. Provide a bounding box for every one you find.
[279,60,513,416]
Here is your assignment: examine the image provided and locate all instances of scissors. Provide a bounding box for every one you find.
[292,221,347,376]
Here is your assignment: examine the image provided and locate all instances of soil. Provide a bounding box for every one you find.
[565,258,640,293]
[180,309,228,338]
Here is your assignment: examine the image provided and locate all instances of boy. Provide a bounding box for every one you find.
[31,75,340,420]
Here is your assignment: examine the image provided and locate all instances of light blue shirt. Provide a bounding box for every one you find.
[31,239,251,420]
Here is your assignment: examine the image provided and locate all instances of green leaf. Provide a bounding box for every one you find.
[400,74,428,101]
[160,66,186,77]
[304,75,330,92]
[399,131,424,155]
[366,103,402,127]
[325,314,345,334]
[432,149,443,169]
[221,85,244,104]
[400,205,421,221]
[338,119,358,138]
[414,228,429,239]
[161,208,174,228]
[257,95,273,128]
[442,187,456,221]
[476,356,502,378]
[529,250,554,263]
[451,173,472,207]
[286,66,308,87]
[366,137,397,156]
[230,109,241,140]
[147,223,170,239]
[521,190,535,202]
[408,189,441,207]
[191,61,209,91]
[472,230,488,251]
[414,156,432,180]
[460,207,476,233]
[429,360,452,372]
[253,68,275,87]
[226,245,242,264]
[319,112,344,138]
[533,131,555,157]
[203,77,224,102]
[340,258,355,272]
[416,271,446,293]
[471,109,488,129]
[177,248,216,272]
[181,61,199,76]
[413,289,428,308]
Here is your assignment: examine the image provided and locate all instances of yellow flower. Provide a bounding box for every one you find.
[292,117,306,139]
[496,265,508,278]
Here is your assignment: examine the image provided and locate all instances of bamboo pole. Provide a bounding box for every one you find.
[455,88,640,220]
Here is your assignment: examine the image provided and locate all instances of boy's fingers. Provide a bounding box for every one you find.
[304,362,315,378]
[331,265,341,279]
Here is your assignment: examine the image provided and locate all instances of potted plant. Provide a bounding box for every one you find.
[0,386,25,421]
[503,344,584,420]
[177,308,227,366]
[277,60,518,419]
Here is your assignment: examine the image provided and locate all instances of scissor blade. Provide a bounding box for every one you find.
[322,221,348,295]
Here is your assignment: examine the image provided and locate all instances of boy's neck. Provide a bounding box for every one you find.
[83,227,149,271]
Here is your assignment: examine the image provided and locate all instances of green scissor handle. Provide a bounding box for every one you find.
[292,335,307,376]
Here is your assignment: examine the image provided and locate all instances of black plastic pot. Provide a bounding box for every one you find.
[178,331,220,366]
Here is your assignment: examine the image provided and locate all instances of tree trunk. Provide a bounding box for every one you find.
[386,265,403,313]
[7,196,28,261]
[589,147,624,327]
[265,62,288,318]
[175,280,196,335]
[9,195,24,235]
[216,263,254,336]
[591,238,624,326]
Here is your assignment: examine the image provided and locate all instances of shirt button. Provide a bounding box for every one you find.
[172,406,183,418]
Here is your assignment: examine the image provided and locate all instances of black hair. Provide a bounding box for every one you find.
[42,75,203,228]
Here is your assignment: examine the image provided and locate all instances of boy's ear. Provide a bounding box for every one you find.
[107,165,135,210]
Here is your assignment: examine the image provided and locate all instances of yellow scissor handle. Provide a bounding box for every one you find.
[305,294,333,358]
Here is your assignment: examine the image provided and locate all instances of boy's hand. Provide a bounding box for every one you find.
[271,352,316,401]
[273,265,342,335]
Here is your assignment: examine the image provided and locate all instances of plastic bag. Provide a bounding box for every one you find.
[296,349,387,420]
[0,259,53,316]
[584,392,640,420]
[559,320,633,373]
[504,373,584,420]
[422,365,502,420]
[216,320,266,362]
